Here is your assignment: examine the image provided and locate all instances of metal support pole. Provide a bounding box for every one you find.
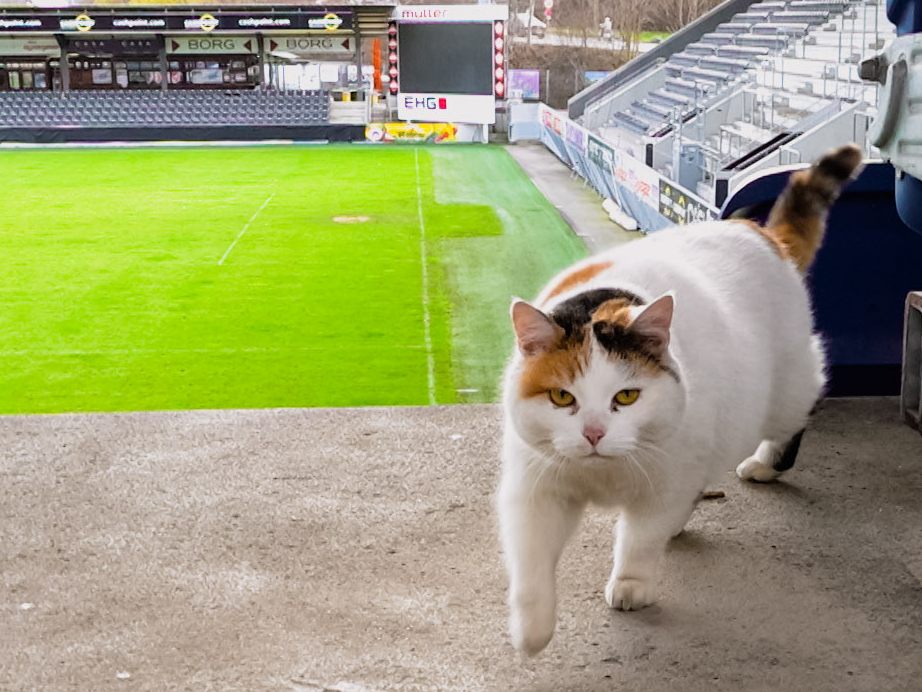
[354,33,363,103]
[257,34,267,90]
[59,40,69,92]
[159,43,169,92]
[354,34,363,83]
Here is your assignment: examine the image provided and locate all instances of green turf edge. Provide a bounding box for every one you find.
[429,145,588,403]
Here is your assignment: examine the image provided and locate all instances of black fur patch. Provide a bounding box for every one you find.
[817,154,856,183]
[773,428,805,472]
[548,288,680,382]
[592,321,657,359]
[549,288,645,341]
[593,321,681,382]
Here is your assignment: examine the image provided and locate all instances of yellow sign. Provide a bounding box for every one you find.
[308,12,344,31]
[199,13,218,32]
[365,122,457,143]
[324,12,342,31]
[75,13,94,32]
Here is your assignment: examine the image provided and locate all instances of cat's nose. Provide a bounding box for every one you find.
[583,426,606,447]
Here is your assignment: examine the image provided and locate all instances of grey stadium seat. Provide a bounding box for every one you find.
[0,90,333,128]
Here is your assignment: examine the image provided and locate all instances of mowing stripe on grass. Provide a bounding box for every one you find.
[0,345,427,357]
[218,191,275,266]
[414,148,437,406]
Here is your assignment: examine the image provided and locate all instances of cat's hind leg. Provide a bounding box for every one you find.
[736,430,805,482]
[738,334,823,483]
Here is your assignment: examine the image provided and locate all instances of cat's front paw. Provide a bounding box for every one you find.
[509,599,556,656]
[605,576,656,611]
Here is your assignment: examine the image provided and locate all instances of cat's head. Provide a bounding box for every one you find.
[505,290,686,463]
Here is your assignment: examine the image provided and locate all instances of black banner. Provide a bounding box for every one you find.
[0,124,366,144]
[0,9,353,34]
[658,180,711,225]
[67,37,163,55]
[0,15,57,32]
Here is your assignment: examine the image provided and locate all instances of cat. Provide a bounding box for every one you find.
[496,144,863,656]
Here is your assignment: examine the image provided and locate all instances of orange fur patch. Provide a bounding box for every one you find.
[590,298,635,327]
[518,338,590,399]
[766,168,828,272]
[767,219,823,273]
[544,260,613,303]
[763,142,864,273]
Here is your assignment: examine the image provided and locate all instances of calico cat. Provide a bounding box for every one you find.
[497,144,863,656]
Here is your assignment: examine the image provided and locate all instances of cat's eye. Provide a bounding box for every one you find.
[613,389,641,407]
[548,388,576,407]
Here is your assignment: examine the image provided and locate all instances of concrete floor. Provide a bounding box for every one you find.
[2,398,921,691]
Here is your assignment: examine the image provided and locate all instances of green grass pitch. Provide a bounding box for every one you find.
[0,144,586,414]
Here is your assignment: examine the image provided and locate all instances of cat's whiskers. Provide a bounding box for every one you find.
[623,451,655,499]
[525,455,555,501]
[524,442,576,501]
[636,438,669,459]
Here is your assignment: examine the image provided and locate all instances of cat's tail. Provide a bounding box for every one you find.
[764,144,864,273]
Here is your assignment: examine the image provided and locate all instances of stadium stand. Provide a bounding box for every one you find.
[0,89,330,128]
[576,0,893,207]
[533,0,922,397]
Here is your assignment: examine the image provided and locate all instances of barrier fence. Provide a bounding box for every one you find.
[537,103,718,232]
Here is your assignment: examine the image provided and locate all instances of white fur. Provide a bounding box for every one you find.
[497,221,826,655]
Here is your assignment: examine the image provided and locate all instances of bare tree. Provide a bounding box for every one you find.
[612,0,645,58]
[646,0,724,32]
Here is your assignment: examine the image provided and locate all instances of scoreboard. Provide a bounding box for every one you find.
[391,4,507,125]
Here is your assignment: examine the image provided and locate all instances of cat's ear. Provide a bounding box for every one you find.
[629,293,674,357]
[511,300,562,356]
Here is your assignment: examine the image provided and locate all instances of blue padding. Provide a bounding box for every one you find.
[722,162,922,395]
[885,0,922,235]
[887,0,922,35]
[896,169,922,234]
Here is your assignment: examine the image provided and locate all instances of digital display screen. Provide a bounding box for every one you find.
[398,23,493,96]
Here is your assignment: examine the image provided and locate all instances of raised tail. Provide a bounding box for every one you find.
[765,144,864,273]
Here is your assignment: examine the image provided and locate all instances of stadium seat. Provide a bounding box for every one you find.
[699,31,738,44]
[699,56,752,73]
[736,33,791,49]
[649,88,691,107]
[664,77,713,98]
[770,10,830,24]
[610,111,651,135]
[0,90,333,129]
[686,43,718,56]
[719,22,757,33]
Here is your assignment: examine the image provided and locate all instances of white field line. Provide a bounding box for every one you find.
[414,148,437,406]
[217,192,275,266]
